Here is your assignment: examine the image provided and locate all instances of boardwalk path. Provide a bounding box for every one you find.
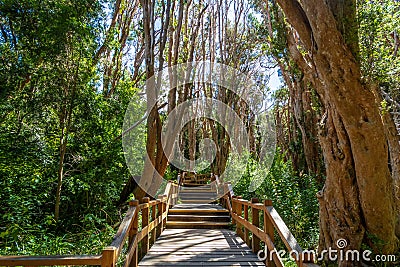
[138,228,264,266]
[138,202,264,267]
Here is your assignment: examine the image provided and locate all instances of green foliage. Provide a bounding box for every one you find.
[1,221,115,255]
[233,150,320,249]
[163,166,178,181]
[0,82,137,253]
[380,99,390,115]
[359,0,400,99]
[0,0,141,256]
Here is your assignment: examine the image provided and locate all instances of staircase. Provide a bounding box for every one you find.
[167,203,231,229]
[166,184,231,229]
[178,184,217,204]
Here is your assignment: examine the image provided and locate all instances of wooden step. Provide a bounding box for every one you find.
[179,188,215,193]
[167,204,231,229]
[171,204,224,208]
[179,196,218,201]
[166,221,230,229]
[181,183,210,187]
[168,208,230,216]
[167,214,231,222]
[169,204,230,214]
[179,194,217,198]
[180,184,212,189]
[179,199,217,204]
[178,188,218,204]
[179,190,215,194]
[179,197,217,201]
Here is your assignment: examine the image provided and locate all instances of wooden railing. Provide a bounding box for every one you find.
[0,181,179,267]
[1,178,318,267]
[220,183,319,267]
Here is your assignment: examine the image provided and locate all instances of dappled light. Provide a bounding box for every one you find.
[1,0,399,266]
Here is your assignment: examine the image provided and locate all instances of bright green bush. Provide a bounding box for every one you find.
[233,151,320,249]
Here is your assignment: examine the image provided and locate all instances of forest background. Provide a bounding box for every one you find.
[0,0,399,264]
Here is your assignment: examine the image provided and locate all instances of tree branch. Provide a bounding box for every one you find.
[274,0,315,52]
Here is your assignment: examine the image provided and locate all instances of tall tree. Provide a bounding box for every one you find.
[274,0,400,262]
[0,0,102,222]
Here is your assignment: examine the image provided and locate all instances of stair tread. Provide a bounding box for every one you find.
[179,198,217,200]
[169,209,229,215]
[171,204,228,211]
[168,214,230,218]
[167,215,230,222]
[179,202,219,205]
[179,194,216,196]
[167,221,230,225]
[179,196,217,199]
[182,183,211,187]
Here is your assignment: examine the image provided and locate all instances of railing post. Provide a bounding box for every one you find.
[156,196,163,238]
[264,199,276,267]
[128,200,139,267]
[101,246,117,267]
[251,198,261,254]
[173,183,177,206]
[151,202,157,246]
[162,194,167,226]
[166,181,174,206]
[141,197,150,259]
[236,196,243,239]
[231,196,237,226]
[244,202,250,247]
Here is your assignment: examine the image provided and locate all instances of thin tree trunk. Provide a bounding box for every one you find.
[55,115,67,222]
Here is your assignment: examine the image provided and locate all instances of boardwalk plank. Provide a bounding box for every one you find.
[138,229,264,267]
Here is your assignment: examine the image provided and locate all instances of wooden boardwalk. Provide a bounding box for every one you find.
[0,177,318,267]
[138,228,265,266]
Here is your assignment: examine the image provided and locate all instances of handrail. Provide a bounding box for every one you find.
[0,255,102,266]
[0,181,180,267]
[220,183,319,267]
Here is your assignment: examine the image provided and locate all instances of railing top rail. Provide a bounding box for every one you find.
[138,199,161,209]
[109,201,139,256]
[232,197,265,210]
[0,255,102,266]
[265,205,305,257]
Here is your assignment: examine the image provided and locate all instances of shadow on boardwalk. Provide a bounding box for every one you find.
[138,228,264,266]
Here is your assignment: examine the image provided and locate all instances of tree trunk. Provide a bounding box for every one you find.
[54,50,78,222]
[276,0,399,261]
[55,123,67,222]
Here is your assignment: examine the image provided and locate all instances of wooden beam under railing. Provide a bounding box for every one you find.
[0,255,103,266]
